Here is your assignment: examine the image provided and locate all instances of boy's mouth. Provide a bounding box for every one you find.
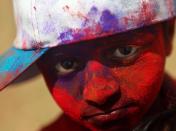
[81,102,138,126]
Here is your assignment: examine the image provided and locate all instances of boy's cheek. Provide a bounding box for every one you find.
[52,86,84,120]
[112,51,165,108]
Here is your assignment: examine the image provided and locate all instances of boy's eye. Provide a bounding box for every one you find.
[55,59,78,76]
[113,46,138,58]
[106,45,140,65]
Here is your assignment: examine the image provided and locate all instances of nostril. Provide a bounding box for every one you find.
[85,90,121,109]
[83,80,120,107]
[85,100,101,108]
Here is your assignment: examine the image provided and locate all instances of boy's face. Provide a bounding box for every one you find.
[38,24,167,131]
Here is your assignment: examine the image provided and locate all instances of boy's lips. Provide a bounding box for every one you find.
[81,102,138,125]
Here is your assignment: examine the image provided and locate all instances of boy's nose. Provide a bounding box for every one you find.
[83,61,120,106]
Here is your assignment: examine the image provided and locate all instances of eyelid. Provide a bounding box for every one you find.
[55,57,85,76]
[113,45,140,58]
[104,45,140,54]
[102,45,142,66]
[55,62,76,76]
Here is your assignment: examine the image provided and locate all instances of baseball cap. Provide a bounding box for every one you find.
[0,0,176,90]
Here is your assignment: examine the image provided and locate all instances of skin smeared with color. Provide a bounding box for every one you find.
[1,0,174,128]
[0,0,174,130]
[38,23,169,131]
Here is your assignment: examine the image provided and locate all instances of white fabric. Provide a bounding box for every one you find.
[13,0,176,49]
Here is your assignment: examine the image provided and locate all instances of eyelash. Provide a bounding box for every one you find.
[103,45,142,65]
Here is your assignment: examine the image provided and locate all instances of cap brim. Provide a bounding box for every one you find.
[0,47,48,91]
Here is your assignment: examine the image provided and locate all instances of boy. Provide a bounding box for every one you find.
[0,0,176,130]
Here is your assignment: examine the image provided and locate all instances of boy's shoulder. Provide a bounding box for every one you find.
[161,74,176,109]
[134,74,176,131]
[134,108,176,131]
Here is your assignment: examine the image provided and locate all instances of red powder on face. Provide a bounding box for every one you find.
[38,24,167,131]
[83,76,120,105]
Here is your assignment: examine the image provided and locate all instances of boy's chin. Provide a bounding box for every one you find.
[85,124,132,131]
[81,120,133,131]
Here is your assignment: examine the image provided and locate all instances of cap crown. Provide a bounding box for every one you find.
[13,0,176,49]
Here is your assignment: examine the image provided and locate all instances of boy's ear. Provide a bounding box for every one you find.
[163,18,175,56]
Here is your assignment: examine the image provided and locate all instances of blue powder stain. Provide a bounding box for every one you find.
[88,6,98,16]
[100,10,119,32]
[59,29,85,43]
[57,71,86,99]
[57,72,80,89]
[73,33,84,41]
[59,29,73,42]
[43,21,56,34]
[82,6,99,27]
